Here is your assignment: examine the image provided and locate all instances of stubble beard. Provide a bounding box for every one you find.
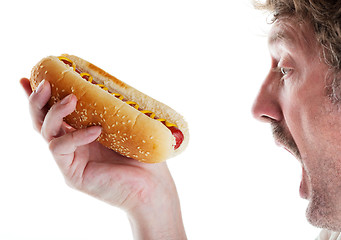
[271,121,341,231]
[305,163,341,231]
[306,192,337,231]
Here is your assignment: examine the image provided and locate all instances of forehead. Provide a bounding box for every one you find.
[268,19,317,54]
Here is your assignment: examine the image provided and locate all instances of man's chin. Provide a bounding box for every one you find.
[305,193,341,232]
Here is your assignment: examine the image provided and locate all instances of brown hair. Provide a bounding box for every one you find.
[255,0,341,71]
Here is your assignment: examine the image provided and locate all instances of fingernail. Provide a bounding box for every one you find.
[60,94,73,105]
[35,80,45,94]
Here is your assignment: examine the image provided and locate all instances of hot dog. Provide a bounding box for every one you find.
[30,54,189,163]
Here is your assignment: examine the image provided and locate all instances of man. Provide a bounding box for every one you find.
[252,0,341,239]
[20,0,341,239]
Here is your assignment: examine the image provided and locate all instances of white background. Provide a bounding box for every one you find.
[1,0,321,239]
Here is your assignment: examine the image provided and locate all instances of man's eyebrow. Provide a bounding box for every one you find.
[268,30,295,46]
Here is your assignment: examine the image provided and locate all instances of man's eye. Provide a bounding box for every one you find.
[280,67,291,75]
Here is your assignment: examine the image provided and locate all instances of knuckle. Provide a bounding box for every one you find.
[48,138,57,154]
[41,124,52,142]
[32,121,42,133]
[64,172,83,191]
[64,178,77,189]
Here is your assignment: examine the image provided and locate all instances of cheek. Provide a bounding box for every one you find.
[287,95,341,170]
[279,84,333,157]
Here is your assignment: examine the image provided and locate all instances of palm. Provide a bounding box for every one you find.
[68,138,166,209]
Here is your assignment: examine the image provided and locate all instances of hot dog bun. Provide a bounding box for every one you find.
[30,54,189,163]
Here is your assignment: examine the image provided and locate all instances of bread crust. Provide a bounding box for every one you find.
[30,55,188,163]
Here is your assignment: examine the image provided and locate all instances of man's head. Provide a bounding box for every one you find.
[253,0,341,231]
[256,0,341,100]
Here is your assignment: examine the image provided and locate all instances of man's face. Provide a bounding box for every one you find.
[252,18,341,231]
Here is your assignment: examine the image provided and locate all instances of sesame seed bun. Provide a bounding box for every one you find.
[30,55,189,163]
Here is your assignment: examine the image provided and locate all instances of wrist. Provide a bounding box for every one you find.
[126,180,187,240]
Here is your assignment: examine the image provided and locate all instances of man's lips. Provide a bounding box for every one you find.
[300,167,309,199]
[275,139,303,165]
[275,140,293,154]
[280,143,292,154]
[271,121,301,159]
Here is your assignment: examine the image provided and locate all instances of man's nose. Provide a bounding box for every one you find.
[251,77,283,123]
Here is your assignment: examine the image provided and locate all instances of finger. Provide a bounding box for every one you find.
[49,126,102,156]
[49,126,102,174]
[62,121,76,134]
[20,78,33,97]
[27,80,52,132]
[41,94,77,142]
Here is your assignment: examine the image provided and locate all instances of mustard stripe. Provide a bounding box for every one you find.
[58,57,76,71]
[58,56,178,128]
[157,119,177,127]
[141,111,156,119]
[96,84,108,91]
[80,72,93,83]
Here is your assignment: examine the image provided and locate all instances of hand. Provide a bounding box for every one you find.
[20,78,187,240]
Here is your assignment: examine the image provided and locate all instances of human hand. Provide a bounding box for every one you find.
[20,78,187,240]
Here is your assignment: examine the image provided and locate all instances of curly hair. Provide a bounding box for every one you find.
[256,1,341,69]
[255,0,341,100]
